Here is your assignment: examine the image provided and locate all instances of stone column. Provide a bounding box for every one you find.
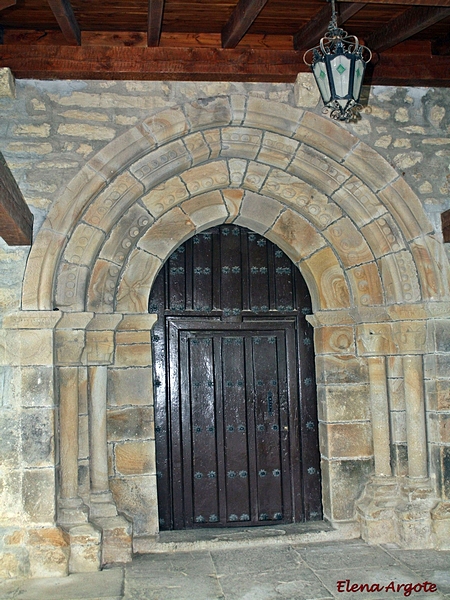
[367,356,392,477]
[403,355,427,479]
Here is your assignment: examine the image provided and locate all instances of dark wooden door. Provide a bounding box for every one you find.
[150,225,322,530]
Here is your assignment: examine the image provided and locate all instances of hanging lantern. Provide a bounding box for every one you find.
[303,0,372,122]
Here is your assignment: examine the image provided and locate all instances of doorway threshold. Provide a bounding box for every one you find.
[133,520,360,554]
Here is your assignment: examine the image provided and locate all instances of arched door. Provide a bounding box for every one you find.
[150,225,321,530]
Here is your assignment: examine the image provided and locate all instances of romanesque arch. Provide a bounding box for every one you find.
[15,96,450,569]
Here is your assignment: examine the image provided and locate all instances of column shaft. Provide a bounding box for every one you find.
[403,355,427,478]
[368,356,392,477]
[59,367,80,499]
[89,365,109,493]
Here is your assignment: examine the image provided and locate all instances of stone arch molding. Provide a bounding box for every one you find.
[22,95,450,314]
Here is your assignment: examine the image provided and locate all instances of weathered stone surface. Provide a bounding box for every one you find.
[110,475,158,536]
[114,341,151,368]
[116,249,162,313]
[242,161,270,192]
[140,176,188,218]
[294,73,321,109]
[332,177,386,228]
[184,96,231,132]
[321,458,373,521]
[181,190,228,229]
[62,223,105,267]
[378,251,421,304]
[318,384,370,422]
[316,355,368,384]
[324,217,373,268]
[244,97,303,136]
[426,379,450,411]
[236,191,283,235]
[347,262,384,307]
[130,139,192,192]
[361,214,406,258]
[69,524,101,573]
[107,407,154,442]
[301,247,350,310]
[115,440,155,476]
[268,209,325,263]
[295,110,357,162]
[343,141,398,193]
[93,515,132,565]
[181,160,230,195]
[21,408,55,467]
[258,132,299,170]
[314,325,355,355]
[22,468,56,525]
[411,235,450,302]
[220,128,262,160]
[0,67,15,98]
[140,107,189,145]
[55,262,90,311]
[137,208,195,260]
[288,145,351,196]
[184,131,211,165]
[0,329,54,366]
[222,189,244,221]
[320,422,373,459]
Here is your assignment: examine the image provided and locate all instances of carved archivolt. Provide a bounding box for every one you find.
[22,96,450,314]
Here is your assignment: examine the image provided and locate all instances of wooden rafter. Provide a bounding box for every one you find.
[147,0,165,47]
[222,0,270,49]
[0,153,33,246]
[0,0,15,11]
[293,2,366,51]
[432,32,450,55]
[340,0,450,5]
[46,0,80,46]
[0,42,449,86]
[366,5,450,53]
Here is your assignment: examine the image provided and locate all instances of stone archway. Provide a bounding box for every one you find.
[14,96,450,571]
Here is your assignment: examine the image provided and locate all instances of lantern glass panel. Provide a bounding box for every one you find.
[313,61,331,104]
[330,55,352,99]
[353,58,365,102]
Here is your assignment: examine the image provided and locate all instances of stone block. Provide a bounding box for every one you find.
[325,217,373,268]
[185,96,232,131]
[391,443,408,477]
[235,191,283,235]
[314,325,355,355]
[428,412,450,444]
[390,410,407,443]
[141,106,189,145]
[220,127,262,160]
[0,471,24,523]
[343,141,398,193]
[203,128,221,159]
[301,247,350,310]
[262,169,341,231]
[357,323,397,355]
[138,207,195,260]
[0,67,15,98]
[107,406,154,442]
[181,190,228,229]
[430,445,450,499]
[21,407,55,467]
[315,355,368,384]
[393,320,427,354]
[0,329,54,366]
[294,73,321,109]
[55,329,86,365]
[130,140,192,192]
[87,259,120,312]
[424,353,450,380]
[184,131,211,165]
[0,411,20,468]
[294,110,357,160]
[18,366,55,407]
[68,524,101,573]
[317,384,370,422]
[115,440,155,475]
[85,330,115,364]
[321,458,373,521]
[55,262,90,311]
[22,468,56,525]
[243,97,303,136]
[426,379,450,411]
[3,311,62,330]
[332,176,386,229]
[0,550,28,578]
[319,422,372,459]
[360,214,406,259]
[227,158,247,188]
[257,132,299,170]
[28,527,69,577]
[115,342,151,368]
[411,235,450,302]
[242,161,270,192]
[141,176,189,218]
[288,145,351,196]
[116,249,162,313]
[268,209,326,263]
[230,95,246,126]
[181,160,230,196]
[62,223,105,266]
[118,314,157,331]
[431,502,450,550]
[93,515,132,565]
[110,474,158,536]
[347,262,384,307]
[222,189,244,221]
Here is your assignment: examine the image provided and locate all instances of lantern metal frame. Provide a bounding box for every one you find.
[303,0,372,122]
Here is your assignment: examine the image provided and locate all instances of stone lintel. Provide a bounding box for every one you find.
[3,310,62,330]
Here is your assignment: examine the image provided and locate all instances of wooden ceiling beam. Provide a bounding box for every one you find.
[1,42,450,86]
[340,0,450,5]
[0,154,33,246]
[0,0,16,11]
[432,32,450,54]
[293,2,366,51]
[147,0,165,47]
[46,0,80,46]
[366,5,450,53]
[222,0,270,49]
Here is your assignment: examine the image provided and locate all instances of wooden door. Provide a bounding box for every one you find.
[150,225,322,530]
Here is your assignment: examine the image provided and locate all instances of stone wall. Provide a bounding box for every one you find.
[0,74,450,578]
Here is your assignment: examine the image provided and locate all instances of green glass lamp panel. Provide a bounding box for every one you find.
[330,55,351,98]
[313,61,331,104]
[353,58,365,102]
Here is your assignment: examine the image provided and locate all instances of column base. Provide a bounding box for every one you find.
[395,478,437,549]
[89,491,118,518]
[68,524,102,573]
[92,515,133,566]
[356,476,400,545]
[58,497,89,528]
[431,501,450,549]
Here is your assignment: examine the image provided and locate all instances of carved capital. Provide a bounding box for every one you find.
[357,323,397,356]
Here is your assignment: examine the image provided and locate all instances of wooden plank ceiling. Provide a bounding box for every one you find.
[0,0,449,85]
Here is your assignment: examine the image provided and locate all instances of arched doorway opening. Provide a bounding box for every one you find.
[150,224,322,530]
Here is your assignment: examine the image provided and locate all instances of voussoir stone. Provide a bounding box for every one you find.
[243,97,303,136]
[301,247,351,310]
[181,190,228,229]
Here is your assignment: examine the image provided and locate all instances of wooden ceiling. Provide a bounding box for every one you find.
[0,0,450,86]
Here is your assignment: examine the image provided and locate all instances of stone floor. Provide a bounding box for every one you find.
[0,537,449,600]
